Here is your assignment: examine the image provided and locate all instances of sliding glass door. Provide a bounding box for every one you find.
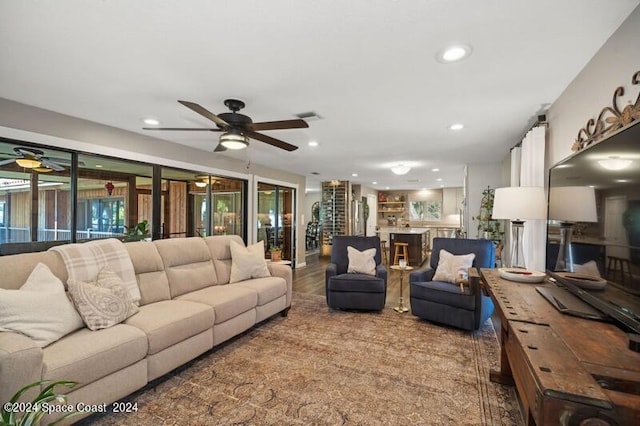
[257,182,295,265]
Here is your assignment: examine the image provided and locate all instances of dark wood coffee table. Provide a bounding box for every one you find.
[474,268,640,426]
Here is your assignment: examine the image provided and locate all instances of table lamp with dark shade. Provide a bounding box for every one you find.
[491,186,547,269]
[548,186,597,272]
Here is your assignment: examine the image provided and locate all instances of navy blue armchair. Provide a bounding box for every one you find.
[409,238,495,331]
[325,236,387,310]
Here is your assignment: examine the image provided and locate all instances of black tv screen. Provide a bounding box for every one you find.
[546,120,640,295]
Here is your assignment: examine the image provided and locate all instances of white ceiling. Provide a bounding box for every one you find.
[1,0,638,191]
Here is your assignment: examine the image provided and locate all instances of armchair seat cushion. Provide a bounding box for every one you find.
[328,274,385,293]
[410,281,475,311]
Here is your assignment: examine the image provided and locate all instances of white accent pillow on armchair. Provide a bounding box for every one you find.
[347,246,377,276]
[433,249,475,284]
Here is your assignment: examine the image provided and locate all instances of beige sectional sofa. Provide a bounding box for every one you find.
[0,235,292,423]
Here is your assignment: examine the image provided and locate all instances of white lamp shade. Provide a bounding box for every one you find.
[549,186,597,222]
[491,187,546,220]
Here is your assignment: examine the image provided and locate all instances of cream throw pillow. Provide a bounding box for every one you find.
[433,249,476,284]
[347,246,377,275]
[229,240,271,283]
[68,268,139,331]
[0,263,84,347]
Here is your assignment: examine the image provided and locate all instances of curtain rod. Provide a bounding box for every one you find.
[511,114,548,150]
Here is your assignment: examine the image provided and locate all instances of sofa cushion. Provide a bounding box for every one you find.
[327,274,386,293]
[176,285,257,324]
[229,240,270,283]
[204,235,244,285]
[124,300,214,355]
[154,237,218,298]
[42,324,147,389]
[410,280,475,310]
[125,241,171,305]
[0,263,84,347]
[234,277,287,306]
[67,268,140,331]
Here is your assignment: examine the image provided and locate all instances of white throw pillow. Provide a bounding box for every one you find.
[574,260,601,278]
[347,246,377,276]
[432,249,476,284]
[229,240,271,283]
[68,268,139,331]
[0,263,84,347]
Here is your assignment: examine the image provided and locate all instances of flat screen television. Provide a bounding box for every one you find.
[546,120,640,296]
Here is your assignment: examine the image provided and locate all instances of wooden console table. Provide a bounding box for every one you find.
[476,268,640,426]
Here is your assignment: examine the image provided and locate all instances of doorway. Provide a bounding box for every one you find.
[257,182,295,265]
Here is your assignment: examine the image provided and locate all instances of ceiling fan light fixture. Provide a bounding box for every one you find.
[391,164,411,175]
[16,158,41,168]
[33,167,53,173]
[220,130,249,150]
[195,181,208,188]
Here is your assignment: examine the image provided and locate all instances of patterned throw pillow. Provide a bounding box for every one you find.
[347,246,377,275]
[68,268,139,331]
[433,249,475,284]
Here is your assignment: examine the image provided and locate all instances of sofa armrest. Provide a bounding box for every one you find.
[409,267,435,284]
[0,331,43,404]
[375,264,388,284]
[267,263,293,308]
[325,263,338,286]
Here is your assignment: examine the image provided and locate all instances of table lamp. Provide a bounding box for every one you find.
[491,186,546,269]
[549,186,597,272]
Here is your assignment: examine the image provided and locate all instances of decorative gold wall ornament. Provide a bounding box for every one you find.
[573,70,640,152]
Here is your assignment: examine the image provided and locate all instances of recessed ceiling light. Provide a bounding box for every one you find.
[432,168,439,172]
[352,173,358,177]
[308,141,319,147]
[615,179,630,183]
[448,123,464,131]
[372,181,377,185]
[440,184,444,188]
[95,164,103,168]
[436,178,443,182]
[143,118,160,126]
[436,44,472,63]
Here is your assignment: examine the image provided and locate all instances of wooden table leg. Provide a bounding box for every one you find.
[490,320,515,386]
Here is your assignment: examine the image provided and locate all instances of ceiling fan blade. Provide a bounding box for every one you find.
[143,127,222,131]
[0,158,15,166]
[251,119,309,131]
[178,100,229,128]
[246,131,298,152]
[213,143,228,152]
[40,159,65,171]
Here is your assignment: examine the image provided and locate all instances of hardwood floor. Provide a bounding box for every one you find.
[293,252,430,308]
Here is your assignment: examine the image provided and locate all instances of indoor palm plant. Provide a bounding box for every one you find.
[1,380,77,426]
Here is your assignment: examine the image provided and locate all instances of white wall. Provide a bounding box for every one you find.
[547,6,640,167]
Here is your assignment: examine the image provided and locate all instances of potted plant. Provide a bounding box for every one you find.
[123,220,150,242]
[269,246,282,261]
[473,187,504,242]
[1,380,77,425]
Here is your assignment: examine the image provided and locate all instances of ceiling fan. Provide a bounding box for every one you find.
[143,99,308,152]
[0,147,70,172]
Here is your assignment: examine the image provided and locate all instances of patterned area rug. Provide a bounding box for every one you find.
[83,293,522,425]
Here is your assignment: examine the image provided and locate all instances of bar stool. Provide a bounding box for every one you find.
[606,256,632,283]
[380,240,388,265]
[393,242,410,266]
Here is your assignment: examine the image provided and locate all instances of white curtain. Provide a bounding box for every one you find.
[519,126,546,272]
